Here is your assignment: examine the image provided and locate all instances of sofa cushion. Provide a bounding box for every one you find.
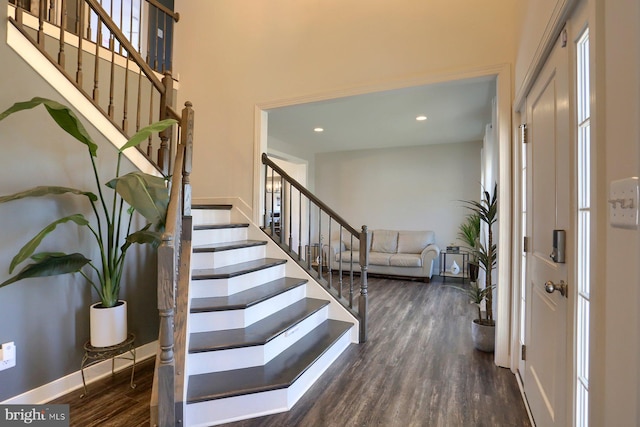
[371,230,398,254]
[336,251,360,263]
[397,230,435,254]
[343,236,359,250]
[369,252,392,266]
[339,251,391,266]
[389,253,423,267]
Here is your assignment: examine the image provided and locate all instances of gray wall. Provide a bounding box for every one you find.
[314,141,482,258]
[0,7,158,401]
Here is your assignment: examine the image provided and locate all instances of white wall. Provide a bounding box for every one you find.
[267,136,317,191]
[314,141,482,258]
[172,0,520,213]
[597,0,640,424]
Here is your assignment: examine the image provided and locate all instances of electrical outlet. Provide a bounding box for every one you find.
[0,342,16,371]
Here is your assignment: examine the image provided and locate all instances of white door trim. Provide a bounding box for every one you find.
[514,0,580,110]
[511,0,583,375]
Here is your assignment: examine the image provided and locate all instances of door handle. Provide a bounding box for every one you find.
[545,280,568,297]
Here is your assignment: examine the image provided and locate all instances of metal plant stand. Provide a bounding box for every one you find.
[80,333,136,397]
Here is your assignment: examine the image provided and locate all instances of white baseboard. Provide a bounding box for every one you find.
[1,340,158,404]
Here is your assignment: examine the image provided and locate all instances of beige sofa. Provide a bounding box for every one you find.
[324,229,440,282]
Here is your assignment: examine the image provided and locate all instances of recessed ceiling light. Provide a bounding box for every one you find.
[416,115,428,121]
[314,127,324,132]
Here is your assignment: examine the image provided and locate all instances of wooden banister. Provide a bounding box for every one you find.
[84,0,165,92]
[147,0,180,22]
[150,101,194,427]
[9,0,180,175]
[261,153,368,343]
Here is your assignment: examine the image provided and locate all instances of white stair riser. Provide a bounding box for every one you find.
[190,264,287,298]
[187,305,329,375]
[188,345,263,376]
[191,245,266,270]
[186,389,288,427]
[189,286,307,333]
[185,327,353,427]
[285,328,352,402]
[185,205,357,427]
[192,209,230,225]
[192,227,247,246]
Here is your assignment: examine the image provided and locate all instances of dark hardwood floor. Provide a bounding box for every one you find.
[50,275,531,426]
[49,357,154,426]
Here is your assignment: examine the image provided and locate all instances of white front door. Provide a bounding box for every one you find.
[522,30,572,427]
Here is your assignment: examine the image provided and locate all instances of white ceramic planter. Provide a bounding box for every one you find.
[90,300,128,347]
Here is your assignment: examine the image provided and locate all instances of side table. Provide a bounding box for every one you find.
[80,333,136,397]
[440,250,469,282]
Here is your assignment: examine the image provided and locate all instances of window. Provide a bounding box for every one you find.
[90,0,142,51]
[575,27,591,427]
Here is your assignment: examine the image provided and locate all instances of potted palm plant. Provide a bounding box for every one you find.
[0,97,175,347]
[457,212,480,283]
[452,183,497,352]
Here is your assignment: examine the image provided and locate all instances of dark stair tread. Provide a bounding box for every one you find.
[193,240,266,253]
[191,277,308,313]
[193,223,249,230]
[187,319,353,403]
[192,204,232,210]
[192,258,287,280]
[189,298,330,352]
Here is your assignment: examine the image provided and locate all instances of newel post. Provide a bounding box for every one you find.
[359,225,370,343]
[157,231,175,425]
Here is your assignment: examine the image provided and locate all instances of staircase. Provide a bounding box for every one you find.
[5,3,364,424]
[183,204,358,426]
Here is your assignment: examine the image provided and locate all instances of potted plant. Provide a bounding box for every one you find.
[0,97,175,347]
[453,183,497,352]
[457,212,480,283]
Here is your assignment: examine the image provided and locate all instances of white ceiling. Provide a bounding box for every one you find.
[267,76,496,154]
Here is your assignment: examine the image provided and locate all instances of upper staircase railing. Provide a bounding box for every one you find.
[262,153,369,342]
[8,0,179,175]
[150,101,193,427]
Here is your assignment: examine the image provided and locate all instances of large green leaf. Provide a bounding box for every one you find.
[126,229,163,249]
[0,97,98,156]
[0,253,91,288]
[119,119,178,152]
[9,214,90,273]
[106,172,169,228]
[0,186,97,204]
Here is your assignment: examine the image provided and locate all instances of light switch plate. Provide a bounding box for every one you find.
[609,177,639,229]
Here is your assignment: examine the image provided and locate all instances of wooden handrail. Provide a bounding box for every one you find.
[147,0,180,22]
[261,153,368,343]
[261,153,360,237]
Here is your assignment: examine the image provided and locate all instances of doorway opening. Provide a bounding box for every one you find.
[254,65,512,366]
